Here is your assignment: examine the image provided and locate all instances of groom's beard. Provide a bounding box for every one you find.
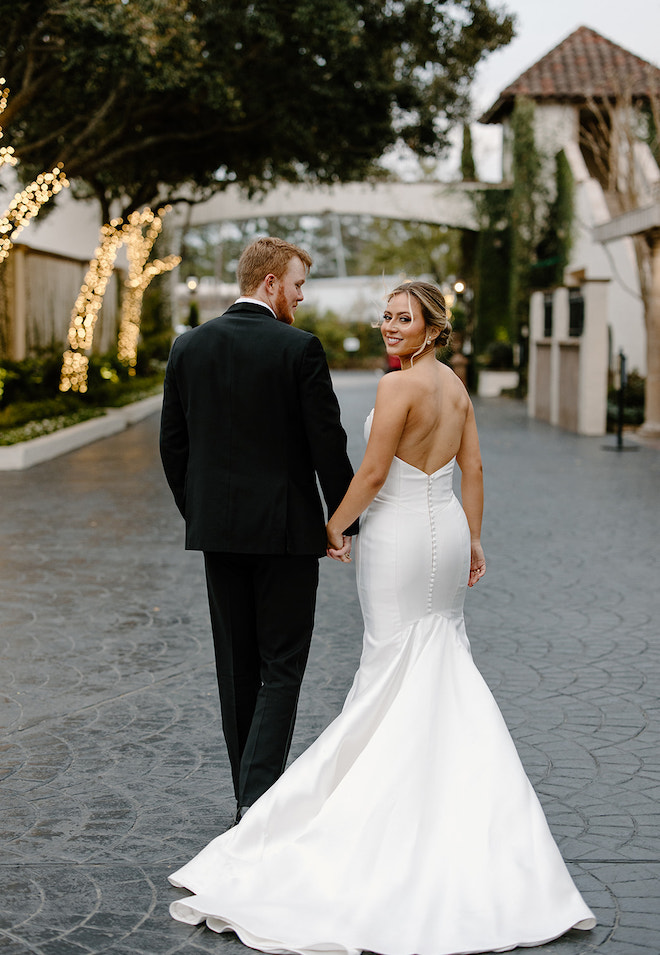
[273,287,296,325]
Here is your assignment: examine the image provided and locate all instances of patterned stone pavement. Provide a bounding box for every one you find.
[1,370,659,955]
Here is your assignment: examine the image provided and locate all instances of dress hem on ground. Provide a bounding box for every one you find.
[168,440,596,955]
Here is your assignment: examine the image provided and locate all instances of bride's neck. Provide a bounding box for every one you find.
[399,345,436,371]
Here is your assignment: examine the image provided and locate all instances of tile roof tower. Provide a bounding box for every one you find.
[477,25,660,438]
[480,25,660,125]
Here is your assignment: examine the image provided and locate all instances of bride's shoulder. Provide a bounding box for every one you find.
[376,368,420,405]
[376,370,405,397]
[436,361,470,401]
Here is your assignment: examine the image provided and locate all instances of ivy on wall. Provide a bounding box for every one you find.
[472,188,512,357]
[534,149,575,289]
[508,97,545,341]
[461,125,477,182]
[469,99,574,379]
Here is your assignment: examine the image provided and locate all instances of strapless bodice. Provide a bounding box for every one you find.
[364,408,456,512]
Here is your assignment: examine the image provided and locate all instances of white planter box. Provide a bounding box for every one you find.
[0,393,162,471]
[477,370,519,398]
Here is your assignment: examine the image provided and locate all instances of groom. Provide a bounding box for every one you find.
[160,236,357,822]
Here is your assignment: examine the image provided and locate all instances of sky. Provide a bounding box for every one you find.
[439,0,660,181]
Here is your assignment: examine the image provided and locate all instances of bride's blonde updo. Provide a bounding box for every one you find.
[388,280,453,348]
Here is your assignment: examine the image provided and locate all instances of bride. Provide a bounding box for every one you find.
[169,280,596,955]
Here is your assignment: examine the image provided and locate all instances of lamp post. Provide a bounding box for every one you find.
[186,276,199,327]
[448,279,475,390]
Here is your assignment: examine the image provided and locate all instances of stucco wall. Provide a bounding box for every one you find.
[500,103,648,375]
[563,143,647,374]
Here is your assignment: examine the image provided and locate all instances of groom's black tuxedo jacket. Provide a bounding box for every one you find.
[160,302,356,556]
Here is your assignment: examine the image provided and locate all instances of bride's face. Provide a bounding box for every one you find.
[381,292,427,358]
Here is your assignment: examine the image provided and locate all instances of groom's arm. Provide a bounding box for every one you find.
[299,335,358,536]
[159,349,189,518]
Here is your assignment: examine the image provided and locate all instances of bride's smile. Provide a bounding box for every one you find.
[381,291,435,365]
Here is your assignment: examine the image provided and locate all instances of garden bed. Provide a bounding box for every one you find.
[0,393,162,470]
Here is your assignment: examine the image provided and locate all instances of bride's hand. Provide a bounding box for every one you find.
[326,525,352,562]
[468,541,485,587]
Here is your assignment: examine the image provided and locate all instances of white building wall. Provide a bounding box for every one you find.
[500,101,648,374]
[528,283,608,436]
[534,104,578,188]
[563,143,647,374]
[500,103,577,183]
[579,280,610,434]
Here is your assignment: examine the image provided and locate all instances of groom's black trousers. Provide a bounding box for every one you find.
[204,552,319,809]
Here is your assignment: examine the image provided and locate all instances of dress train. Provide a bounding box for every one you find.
[169,415,596,954]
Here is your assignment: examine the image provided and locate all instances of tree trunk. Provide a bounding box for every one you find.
[640,229,660,437]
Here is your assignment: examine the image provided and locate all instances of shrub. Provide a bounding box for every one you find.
[1,350,164,402]
[0,408,105,446]
[482,340,514,370]
[0,353,63,405]
[0,395,82,429]
[607,370,645,428]
[295,308,385,369]
[0,349,164,444]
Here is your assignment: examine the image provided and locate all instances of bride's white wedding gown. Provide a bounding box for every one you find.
[169,411,596,955]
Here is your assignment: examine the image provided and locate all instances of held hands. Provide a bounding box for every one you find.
[326,524,352,563]
[468,541,486,588]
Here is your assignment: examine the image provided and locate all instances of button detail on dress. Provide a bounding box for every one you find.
[427,476,437,613]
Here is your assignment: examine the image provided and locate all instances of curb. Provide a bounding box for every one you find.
[0,393,163,471]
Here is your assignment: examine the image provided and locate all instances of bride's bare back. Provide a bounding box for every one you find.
[393,361,470,474]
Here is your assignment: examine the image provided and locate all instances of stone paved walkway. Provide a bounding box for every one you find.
[1,371,659,954]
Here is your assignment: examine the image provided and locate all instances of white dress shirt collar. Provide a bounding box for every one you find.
[234,296,276,318]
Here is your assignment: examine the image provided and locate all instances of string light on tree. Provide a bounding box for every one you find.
[60,206,180,392]
[0,77,69,262]
[116,206,180,374]
[0,79,16,172]
[59,221,126,393]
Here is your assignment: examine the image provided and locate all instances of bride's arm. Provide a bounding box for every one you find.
[456,401,486,586]
[326,375,411,556]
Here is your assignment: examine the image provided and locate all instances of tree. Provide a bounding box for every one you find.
[0,76,69,262]
[354,217,462,285]
[472,187,511,356]
[0,75,69,358]
[0,0,515,223]
[1,1,515,385]
[508,97,546,341]
[59,206,180,392]
[580,81,660,435]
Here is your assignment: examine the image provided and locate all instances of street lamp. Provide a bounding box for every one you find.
[186,276,199,327]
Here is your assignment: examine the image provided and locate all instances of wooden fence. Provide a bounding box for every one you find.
[0,244,121,361]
